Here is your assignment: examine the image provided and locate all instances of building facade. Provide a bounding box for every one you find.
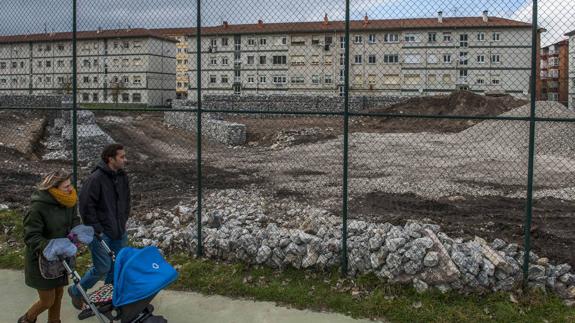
[539,39,569,106]
[0,28,177,106]
[158,12,537,100]
[567,30,575,110]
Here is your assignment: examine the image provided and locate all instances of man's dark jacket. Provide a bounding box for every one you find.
[79,160,130,240]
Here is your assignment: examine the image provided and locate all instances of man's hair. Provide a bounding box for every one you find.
[101,143,124,163]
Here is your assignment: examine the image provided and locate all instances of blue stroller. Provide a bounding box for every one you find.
[61,235,179,323]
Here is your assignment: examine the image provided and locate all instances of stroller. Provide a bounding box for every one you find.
[60,234,179,323]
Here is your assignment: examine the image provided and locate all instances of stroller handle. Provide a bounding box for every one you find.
[95,234,116,262]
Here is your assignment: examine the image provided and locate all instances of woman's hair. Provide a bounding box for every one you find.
[37,169,72,190]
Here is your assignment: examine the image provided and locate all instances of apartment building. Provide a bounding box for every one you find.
[0,28,177,106]
[566,30,575,110]
[158,11,537,100]
[539,39,569,106]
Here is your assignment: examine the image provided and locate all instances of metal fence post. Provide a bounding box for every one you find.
[72,0,78,187]
[195,0,203,257]
[522,0,538,288]
[341,0,351,276]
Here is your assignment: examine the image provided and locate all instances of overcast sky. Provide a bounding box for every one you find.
[0,0,572,46]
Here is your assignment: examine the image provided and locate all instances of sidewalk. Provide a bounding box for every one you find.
[1,269,379,323]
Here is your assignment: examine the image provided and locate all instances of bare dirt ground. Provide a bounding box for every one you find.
[1,92,574,267]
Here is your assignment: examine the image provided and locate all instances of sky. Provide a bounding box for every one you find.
[0,0,572,46]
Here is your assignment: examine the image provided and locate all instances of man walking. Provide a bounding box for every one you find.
[68,143,130,309]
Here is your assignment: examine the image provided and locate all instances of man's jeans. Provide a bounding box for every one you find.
[70,233,127,296]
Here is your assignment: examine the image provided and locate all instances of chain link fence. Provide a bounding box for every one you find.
[1,0,575,295]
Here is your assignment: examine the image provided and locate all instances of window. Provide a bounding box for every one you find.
[459,34,468,47]
[57,44,65,51]
[45,45,51,52]
[339,54,344,66]
[476,77,485,84]
[491,76,500,85]
[312,75,320,85]
[492,32,501,41]
[93,59,98,67]
[259,75,266,83]
[113,42,119,49]
[427,55,438,64]
[443,32,452,42]
[443,54,452,63]
[113,59,119,66]
[311,35,321,45]
[459,69,468,79]
[459,52,468,65]
[247,56,255,65]
[82,93,90,102]
[491,54,501,63]
[210,39,217,47]
[477,55,485,64]
[133,76,142,85]
[221,75,229,83]
[0,62,5,69]
[221,38,228,46]
[443,74,452,83]
[477,32,485,41]
[11,62,17,68]
[133,41,142,48]
[325,36,333,45]
[404,34,417,42]
[259,38,267,46]
[340,36,345,49]
[37,46,42,52]
[404,74,421,85]
[37,61,42,68]
[368,74,376,85]
[353,74,363,85]
[290,55,305,66]
[247,38,256,46]
[312,55,320,65]
[383,54,399,64]
[132,93,141,103]
[324,55,332,65]
[368,34,376,43]
[354,35,363,44]
[209,75,217,84]
[93,76,98,83]
[427,74,437,83]
[57,77,64,84]
[384,33,399,43]
[259,56,266,65]
[122,93,130,102]
[428,32,437,43]
[83,60,91,68]
[324,74,332,84]
[368,54,376,64]
[354,55,363,64]
[290,36,305,46]
[45,77,51,83]
[93,93,99,102]
[247,75,255,83]
[123,76,129,83]
[273,75,287,84]
[282,36,287,45]
[383,74,400,85]
[272,55,287,65]
[404,54,421,64]
[290,76,305,84]
[122,59,129,66]
[133,58,142,66]
[122,41,129,49]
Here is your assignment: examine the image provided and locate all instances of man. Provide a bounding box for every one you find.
[68,143,130,309]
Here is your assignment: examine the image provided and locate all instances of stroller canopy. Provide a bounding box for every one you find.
[113,246,178,307]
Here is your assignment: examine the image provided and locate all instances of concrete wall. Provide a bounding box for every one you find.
[0,94,66,107]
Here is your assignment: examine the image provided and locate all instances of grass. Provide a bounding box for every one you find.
[2,209,575,322]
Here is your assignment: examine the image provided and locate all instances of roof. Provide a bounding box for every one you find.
[0,28,178,44]
[157,16,532,37]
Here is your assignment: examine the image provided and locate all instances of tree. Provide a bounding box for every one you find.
[110,80,127,106]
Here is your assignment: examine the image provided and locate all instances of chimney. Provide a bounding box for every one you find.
[437,11,443,23]
[223,21,229,29]
[482,10,488,22]
[323,13,329,25]
[363,14,369,27]
[257,19,264,29]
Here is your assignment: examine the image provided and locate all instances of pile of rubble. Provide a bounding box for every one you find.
[128,189,575,304]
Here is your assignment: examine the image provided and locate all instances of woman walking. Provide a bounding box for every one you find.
[18,170,81,323]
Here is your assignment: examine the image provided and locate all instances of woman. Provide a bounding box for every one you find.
[19,170,81,323]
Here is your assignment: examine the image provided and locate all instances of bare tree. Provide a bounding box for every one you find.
[58,77,72,95]
[110,80,127,106]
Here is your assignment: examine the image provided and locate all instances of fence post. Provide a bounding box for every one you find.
[195,0,203,257]
[341,0,351,276]
[71,0,78,187]
[522,0,538,288]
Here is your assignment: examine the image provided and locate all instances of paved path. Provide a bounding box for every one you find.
[1,269,380,323]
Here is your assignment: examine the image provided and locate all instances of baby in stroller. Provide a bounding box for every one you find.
[47,228,178,323]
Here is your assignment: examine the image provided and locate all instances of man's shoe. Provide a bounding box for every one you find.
[17,313,36,323]
[67,286,84,310]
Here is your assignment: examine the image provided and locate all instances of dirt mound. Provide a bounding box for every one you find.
[356,91,528,133]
